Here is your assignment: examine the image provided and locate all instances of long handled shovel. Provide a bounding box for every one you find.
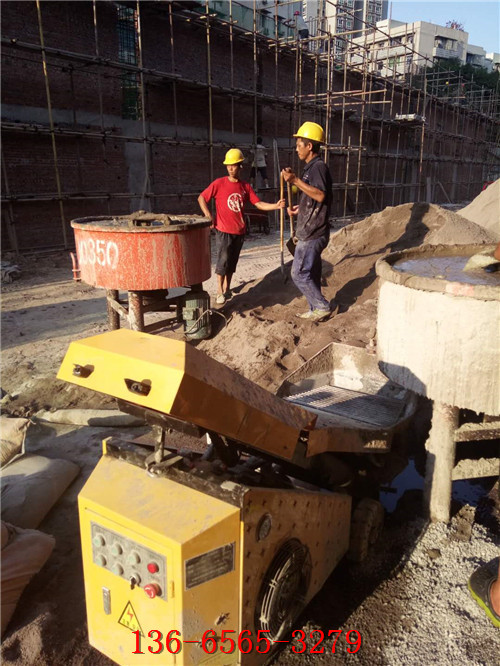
[286,182,297,257]
[280,173,285,280]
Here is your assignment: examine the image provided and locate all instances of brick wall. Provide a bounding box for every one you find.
[1,1,495,251]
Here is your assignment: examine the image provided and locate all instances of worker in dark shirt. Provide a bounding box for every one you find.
[282,122,333,321]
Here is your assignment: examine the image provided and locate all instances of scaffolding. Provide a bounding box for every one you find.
[1,0,499,252]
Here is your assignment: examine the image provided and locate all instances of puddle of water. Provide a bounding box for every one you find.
[381,458,495,513]
[381,459,423,513]
[452,477,495,506]
[394,255,500,287]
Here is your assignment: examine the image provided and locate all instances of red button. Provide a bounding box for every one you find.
[147,562,159,574]
[144,583,161,599]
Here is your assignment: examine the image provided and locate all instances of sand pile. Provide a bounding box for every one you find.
[200,202,495,390]
[424,214,495,245]
[458,179,500,241]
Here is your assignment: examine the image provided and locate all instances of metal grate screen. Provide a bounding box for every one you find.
[285,384,405,428]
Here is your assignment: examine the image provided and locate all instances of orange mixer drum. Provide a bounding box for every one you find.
[71,213,212,291]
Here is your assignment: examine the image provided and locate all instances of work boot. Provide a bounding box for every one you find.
[468,562,500,628]
[224,289,233,300]
[295,310,314,319]
[309,309,331,322]
[215,294,226,305]
[295,309,330,321]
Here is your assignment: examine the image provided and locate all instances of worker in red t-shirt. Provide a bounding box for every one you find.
[198,148,284,305]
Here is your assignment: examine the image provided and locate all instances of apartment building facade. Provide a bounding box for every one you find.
[351,18,497,78]
[354,0,388,33]
[301,0,387,57]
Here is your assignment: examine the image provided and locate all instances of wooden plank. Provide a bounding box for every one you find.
[452,457,499,480]
[454,421,500,442]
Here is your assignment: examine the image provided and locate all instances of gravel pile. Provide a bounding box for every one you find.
[382,518,498,665]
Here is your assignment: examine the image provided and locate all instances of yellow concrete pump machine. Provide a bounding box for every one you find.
[58,329,416,665]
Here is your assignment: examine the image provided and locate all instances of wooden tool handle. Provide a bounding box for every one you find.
[280,173,284,254]
[287,182,294,237]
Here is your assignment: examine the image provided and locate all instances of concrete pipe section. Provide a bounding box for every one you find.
[376,244,500,522]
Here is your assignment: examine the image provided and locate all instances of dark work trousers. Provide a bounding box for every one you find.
[291,234,330,311]
[215,230,245,275]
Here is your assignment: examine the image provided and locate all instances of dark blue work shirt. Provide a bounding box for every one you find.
[296,155,332,241]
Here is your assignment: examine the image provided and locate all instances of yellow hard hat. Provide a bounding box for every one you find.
[223,148,245,165]
[293,121,325,143]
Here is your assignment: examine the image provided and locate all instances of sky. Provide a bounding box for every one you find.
[389,1,500,54]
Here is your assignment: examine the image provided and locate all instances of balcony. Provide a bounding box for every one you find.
[370,44,406,60]
[467,54,485,67]
[433,46,460,60]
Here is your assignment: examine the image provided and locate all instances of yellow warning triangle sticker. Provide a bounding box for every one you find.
[118,601,144,636]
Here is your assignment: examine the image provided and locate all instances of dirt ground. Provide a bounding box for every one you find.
[1,198,499,665]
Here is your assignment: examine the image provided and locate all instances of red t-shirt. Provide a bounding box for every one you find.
[201,177,260,235]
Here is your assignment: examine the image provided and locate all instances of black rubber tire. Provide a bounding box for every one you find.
[347,498,384,563]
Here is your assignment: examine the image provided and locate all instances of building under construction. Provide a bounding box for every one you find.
[2,0,499,253]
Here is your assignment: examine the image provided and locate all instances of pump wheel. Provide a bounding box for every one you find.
[347,498,384,563]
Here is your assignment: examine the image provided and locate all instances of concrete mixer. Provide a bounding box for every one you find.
[71,212,212,340]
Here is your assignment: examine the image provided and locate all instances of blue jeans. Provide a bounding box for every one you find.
[291,235,330,311]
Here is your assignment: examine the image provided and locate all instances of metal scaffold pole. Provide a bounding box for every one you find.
[1,0,498,251]
[35,0,68,248]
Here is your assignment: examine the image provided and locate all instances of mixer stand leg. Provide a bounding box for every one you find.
[106,290,120,330]
[128,291,145,331]
[424,402,459,523]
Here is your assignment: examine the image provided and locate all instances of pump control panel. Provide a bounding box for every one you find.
[91,522,167,600]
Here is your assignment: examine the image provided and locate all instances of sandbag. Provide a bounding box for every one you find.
[1,520,55,636]
[1,454,79,529]
[0,416,29,467]
[35,409,144,427]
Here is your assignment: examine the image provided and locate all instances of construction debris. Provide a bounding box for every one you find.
[1,262,21,284]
